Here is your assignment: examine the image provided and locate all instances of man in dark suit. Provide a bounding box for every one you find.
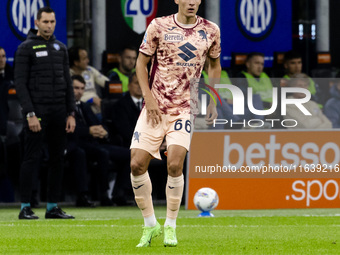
[106,72,143,205]
[110,72,142,147]
[0,46,16,202]
[70,75,130,206]
[0,46,10,178]
[0,46,14,140]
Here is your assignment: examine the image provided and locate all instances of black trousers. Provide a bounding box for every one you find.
[77,142,130,198]
[0,136,7,177]
[20,104,67,203]
[65,143,88,194]
[101,144,131,200]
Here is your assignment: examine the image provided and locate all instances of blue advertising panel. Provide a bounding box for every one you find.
[220,0,292,67]
[0,0,67,64]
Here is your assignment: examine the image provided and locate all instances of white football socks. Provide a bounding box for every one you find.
[165,174,184,228]
[131,172,156,227]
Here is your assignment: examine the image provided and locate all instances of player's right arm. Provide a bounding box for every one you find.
[136,53,162,126]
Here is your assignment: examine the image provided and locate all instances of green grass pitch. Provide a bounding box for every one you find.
[0,206,339,254]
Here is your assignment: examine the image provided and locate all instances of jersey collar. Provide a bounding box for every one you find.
[173,14,199,29]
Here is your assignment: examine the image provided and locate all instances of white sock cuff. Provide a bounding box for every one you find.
[164,218,177,228]
[131,171,149,183]
[167,174,184,187]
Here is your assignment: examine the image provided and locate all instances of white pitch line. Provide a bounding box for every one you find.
[1,224,340,228]
[1,214,340,224]
[0,224,258,228]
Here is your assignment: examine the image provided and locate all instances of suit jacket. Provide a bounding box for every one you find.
[69,102,103,144]
[0,76,8,136]
[111,93,141,148]
[0,65,13,136]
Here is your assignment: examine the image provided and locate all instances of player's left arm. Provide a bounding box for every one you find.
[205,56,221,125]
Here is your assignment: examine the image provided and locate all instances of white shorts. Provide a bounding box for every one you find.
[130,108,192,160]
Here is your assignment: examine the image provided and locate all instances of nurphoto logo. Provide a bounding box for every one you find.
[199,81,312,129]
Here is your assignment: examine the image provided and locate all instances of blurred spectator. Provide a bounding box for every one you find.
[284,73,331,129]
[237,52,273,109]
[69,46,109,117]
[0,46,14,81]
[202,58,232,103]
[107,46,137,93]
[199,59,240,129]
[0,46,10,138]
[107,72,141,204]
[283,50,320,103]
[1,46,18,203]
[109,72,142,147]
[324,73,340,128]
[70,75,130,206]
[0,46,9,179]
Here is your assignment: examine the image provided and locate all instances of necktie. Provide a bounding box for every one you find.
[136,101,141,110]
[76,104,87,125]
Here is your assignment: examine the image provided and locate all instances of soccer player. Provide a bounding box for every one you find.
[130,0,221,247]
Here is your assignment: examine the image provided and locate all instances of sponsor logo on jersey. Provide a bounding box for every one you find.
[33,44,47,49]
[36,51,48,57]
[176,63,197,67]
[178,42,197,62]
[164,33,184,43]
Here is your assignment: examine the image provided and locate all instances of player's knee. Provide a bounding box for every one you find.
[167,161,183,176]
[130,158,146,176]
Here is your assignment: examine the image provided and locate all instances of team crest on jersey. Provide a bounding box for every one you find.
[164,33,184,43]
[133,131,141,143]
[198,30,207,41]
[53,43,60,51]
[83,74,90,80]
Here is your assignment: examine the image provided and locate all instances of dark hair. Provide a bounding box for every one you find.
[284,50,302,63]
[246,52,265,62]
[128,71,137,84]
[71,75,86,85]
[68,46,86,67]
[0,46,4,51]
[37,7,55,20]
[120,46,138,56]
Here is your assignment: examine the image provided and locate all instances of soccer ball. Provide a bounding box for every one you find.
[194,187,219,216]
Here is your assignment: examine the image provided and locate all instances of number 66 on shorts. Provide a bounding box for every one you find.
[131,108,192,160]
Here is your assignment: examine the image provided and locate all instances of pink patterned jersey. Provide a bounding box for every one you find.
[140,14,221,114]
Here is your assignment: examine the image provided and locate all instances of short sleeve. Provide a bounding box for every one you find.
[139,19,159,56]
[208,25,221,59]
